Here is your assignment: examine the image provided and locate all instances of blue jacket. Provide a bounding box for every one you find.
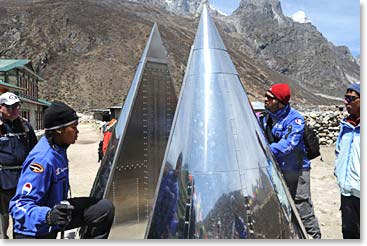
[9,136,69,236]
[334,118,360,198]
[259,105,310,172]
[0,117,37,190]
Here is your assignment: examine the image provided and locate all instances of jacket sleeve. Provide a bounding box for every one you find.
[9,161,53,233]
[334,122,345,177]
[335,123,344,159]
[270,117,304,157]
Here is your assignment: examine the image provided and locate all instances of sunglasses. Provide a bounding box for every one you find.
[2,103,21,110]
[265,94,276,100]
[344,95,359,103]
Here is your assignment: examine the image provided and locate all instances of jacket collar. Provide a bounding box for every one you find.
[266,104,291,121]
[345,115,360,126]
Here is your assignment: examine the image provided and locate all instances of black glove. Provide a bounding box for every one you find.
[46,202,75,226]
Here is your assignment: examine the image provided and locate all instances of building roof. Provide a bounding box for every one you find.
[0,59,30,72]
[90,108,110,113]
[0,59,44,81]
[19,96,50,107]
[37,98,51,106]
[0,80,25,91]
[108,105,122,109]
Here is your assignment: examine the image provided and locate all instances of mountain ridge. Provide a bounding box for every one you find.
[0,0,359,111]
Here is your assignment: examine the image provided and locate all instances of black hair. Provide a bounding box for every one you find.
[45,129,70,149]
[45,130,57,147]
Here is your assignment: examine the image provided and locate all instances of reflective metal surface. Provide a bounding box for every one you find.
[146,4,306,239]
[88,23,177,239]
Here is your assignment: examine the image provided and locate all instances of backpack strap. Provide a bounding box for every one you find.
[19,117,31,152]
[259,112,276,143]
[0,164,23,170]
[2,132,27,137]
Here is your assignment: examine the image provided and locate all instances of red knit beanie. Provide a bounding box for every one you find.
[268,83,291,104]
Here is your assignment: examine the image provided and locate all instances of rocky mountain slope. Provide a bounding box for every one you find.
[230,0,359,98]
[0,0,360,111]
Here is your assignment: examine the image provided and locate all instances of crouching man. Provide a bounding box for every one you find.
[9,101,114,239]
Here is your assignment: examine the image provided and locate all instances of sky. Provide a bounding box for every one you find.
[209,0,361,57]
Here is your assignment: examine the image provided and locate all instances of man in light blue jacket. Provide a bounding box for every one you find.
[335,83,360,239]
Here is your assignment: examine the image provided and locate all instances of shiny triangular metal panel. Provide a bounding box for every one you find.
[88,23,177,239]
[146,5,306,239]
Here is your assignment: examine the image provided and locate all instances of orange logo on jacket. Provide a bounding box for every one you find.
[29,163,44,173]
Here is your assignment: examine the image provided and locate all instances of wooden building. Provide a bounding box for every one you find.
[0,59,49,129]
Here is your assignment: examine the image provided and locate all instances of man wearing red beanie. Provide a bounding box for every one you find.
[258,83,321,239]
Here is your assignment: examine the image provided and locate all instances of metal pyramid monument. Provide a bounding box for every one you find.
[87,23,178,239]
[145,4,306,239]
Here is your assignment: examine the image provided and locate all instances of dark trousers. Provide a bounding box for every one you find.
[13,197,114,239]
[294,170,321,239]
[283,170,321,239]
[0,187,16,239]
[341,195,360,239]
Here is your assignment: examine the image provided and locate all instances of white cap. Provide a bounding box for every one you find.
[0,92,21,105]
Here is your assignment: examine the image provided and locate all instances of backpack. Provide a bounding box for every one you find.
[303,123,321,160]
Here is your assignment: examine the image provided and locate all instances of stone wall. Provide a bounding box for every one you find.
[302,110,348,145]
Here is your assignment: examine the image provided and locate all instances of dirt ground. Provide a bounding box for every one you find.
[67,122,103,198]
[67,122,343,240]
[309,145,342,239]
[3,122,343,239]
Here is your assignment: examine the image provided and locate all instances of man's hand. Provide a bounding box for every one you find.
[46,202,74,226]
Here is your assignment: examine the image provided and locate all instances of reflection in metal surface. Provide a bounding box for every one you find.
[87,23,177,239]
[146,4,307,239]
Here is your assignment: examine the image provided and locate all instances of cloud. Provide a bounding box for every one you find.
[291,11,311,24]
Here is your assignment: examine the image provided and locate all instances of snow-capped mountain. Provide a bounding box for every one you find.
[127,0,203,15]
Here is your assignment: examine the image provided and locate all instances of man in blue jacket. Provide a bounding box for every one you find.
[9,101,114,239]
[334,83,360,239]
[0,92,37,239]
[259,83,321,239]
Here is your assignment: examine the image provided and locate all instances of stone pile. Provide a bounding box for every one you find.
[77,111,348,146]
[36,111,349,146]
[302,110,348,145]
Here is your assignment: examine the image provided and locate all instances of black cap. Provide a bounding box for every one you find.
[44,101,79,130]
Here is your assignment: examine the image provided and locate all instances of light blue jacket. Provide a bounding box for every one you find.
[334,118,360,198]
